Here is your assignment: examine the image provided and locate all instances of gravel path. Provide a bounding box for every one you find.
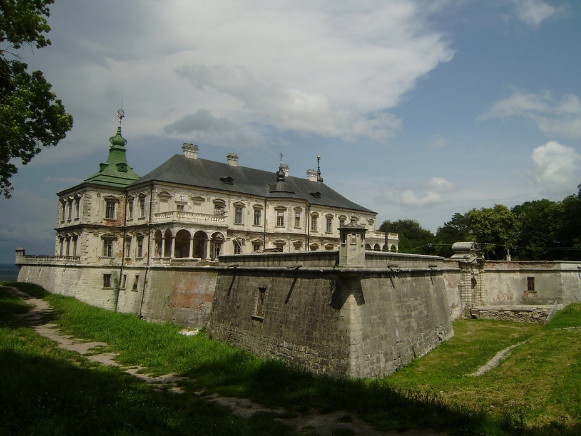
[6,286,438,436]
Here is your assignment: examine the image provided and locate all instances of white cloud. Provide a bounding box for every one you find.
[480,89,581,139]
[512,0,561,27]
[428,177,454,191]
[530,141,579,192]
[428,135,447,148]
[376,177,454,207]
[23,0,453,163]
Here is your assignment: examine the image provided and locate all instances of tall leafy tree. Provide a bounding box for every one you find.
[555,195,581,260]
[0,0,73,197]
[380,219,434,254]
[511,199,562,260]
[434,213,472,257]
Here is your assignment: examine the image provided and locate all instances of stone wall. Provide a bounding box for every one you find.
[209,252,453,378]
[442,259,581,320]
[16,252,216,328]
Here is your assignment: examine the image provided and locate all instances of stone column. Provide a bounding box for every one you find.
[189,237,194,258]
[161,237,166,257]
[170,236,175,258]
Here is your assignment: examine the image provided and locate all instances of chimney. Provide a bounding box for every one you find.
[183,143,198,159]
[281,163,289,177]
[306,169,318,182]
[227,153,239,167]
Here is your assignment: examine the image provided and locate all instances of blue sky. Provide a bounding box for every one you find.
[1,0,580,263]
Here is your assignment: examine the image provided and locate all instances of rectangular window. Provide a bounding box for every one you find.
[253,208,261,226]
[527,277,535,293]
[127,199,134,220]
[294,211,301,228]
[75,198,81,219]
[234,241,242,254]
[177,204,185,214]
[72,236,78,256]
[326,216,333,233]
[137,236,144,258]
[65,238,70,256]
[253,287,268,320]
[60,202,66,222]
[103,239,114,257]
[139,196,146,218]
[105,200,116,219]
[67,200,73,221]
[235,206,243,224]
[276,210,284,227]
[311,215,318,232]
[125,237,132,258]
[103,274,112,288]
[121,274,127,289]
[133,275,139,291]
[253,242,261,252]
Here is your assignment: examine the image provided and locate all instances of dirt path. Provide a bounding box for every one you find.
[7,287,438,436]
[471,341,528,376]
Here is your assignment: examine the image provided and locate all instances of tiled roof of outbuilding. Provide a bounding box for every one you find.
[131,154,374,213]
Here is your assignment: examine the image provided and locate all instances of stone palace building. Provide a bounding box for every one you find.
[54,117,398,277]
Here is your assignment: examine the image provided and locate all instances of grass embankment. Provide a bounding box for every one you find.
[1,282,579,435]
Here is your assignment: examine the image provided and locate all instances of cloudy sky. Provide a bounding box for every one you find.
[1,0,580,263]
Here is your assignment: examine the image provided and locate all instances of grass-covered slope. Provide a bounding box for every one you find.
[1,281,579,435]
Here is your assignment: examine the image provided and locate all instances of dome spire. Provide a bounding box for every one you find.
[83,108,139,187]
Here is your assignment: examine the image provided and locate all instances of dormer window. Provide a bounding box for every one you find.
[309,192,321,199]
[220,176,234,185]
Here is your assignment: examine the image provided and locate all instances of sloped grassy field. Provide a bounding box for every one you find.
[1,282,579,435]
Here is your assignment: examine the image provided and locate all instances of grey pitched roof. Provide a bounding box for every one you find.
[131,154,374,213]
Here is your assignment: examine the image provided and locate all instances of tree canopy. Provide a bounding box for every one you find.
[383,193,581,260]
[379,219,434,254]
[0,0,73,197]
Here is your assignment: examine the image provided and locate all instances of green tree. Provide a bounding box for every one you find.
[434,213,472,257]
[380,219,434,254]
[0,0,73,197]
[555,195,581,260]
[434,205,519,259]
[511,199,562,260]
[464,205,519,259]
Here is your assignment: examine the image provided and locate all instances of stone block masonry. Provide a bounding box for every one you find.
[209,252,453,378]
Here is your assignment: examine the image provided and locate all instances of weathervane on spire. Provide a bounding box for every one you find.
[280,152,284,163]
[316,155,323,182]
[117,108,125,127]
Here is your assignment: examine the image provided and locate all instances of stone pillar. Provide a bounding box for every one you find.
[189,237,194,258]
[161,237,166,257]
[338,223,366,267]
[205,239,211,260]
[170,236,176,258]
[450,242,484,316]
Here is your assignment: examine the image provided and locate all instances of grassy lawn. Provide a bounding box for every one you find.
[1,282,579,435]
